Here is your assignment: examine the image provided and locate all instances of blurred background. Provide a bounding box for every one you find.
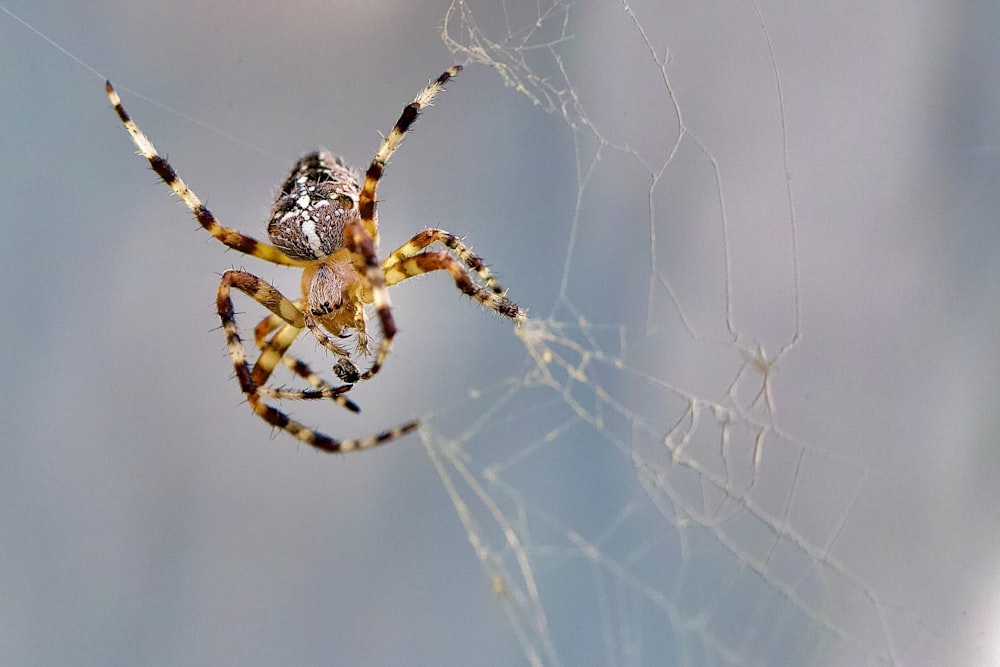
[1,1,998,665]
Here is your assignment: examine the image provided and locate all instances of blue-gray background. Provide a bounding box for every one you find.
[2,2,998,665]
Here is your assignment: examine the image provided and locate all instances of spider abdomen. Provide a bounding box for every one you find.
[267,150,363,260]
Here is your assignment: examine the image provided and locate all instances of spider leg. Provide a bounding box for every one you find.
[384,251,523,321]
[303,313,353,359]
[343,221,394,383]
[290,314,362,385]
[254,312,284,347]
[255,310,344,372]
[218,270,306,327]
[238,284,356,407]
[255,312,350,392]
[254,322,360,412]
[383,229,507,295]
[218,269,417,452]
[106,82,308,268]
[357,66,461,236]
[347,66,463,383]
[255,288,361,386]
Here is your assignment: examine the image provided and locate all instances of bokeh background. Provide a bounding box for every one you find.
[2,1,998,665]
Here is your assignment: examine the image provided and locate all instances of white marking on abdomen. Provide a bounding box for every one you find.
[300,218,323,255]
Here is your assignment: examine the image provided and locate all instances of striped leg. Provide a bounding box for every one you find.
[255,313,341,389]
[383,229,507,294]
[384,252,522,321]
[255,301,361,387]
[254,313,284,348]
[106,82,307,267]
[225,274,350,402]
[343,220,393,383]
[357,66,461,236]
[349,66,463,383]
[218,270,418,453]
[302,313,353,359]
[254,322,360,413]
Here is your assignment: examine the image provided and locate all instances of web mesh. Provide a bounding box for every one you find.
[415,1,918,664]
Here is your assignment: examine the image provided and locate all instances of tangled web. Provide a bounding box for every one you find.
[418,1,922,665]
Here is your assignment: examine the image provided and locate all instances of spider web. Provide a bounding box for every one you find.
[414,2,908,664]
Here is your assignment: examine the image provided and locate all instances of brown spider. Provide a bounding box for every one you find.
[107,66,523,453]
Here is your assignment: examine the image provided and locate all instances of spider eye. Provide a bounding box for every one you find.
[306,262,349,315]
[310,299,341,316]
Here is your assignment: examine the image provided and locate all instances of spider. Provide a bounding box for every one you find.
[107,66,523,454]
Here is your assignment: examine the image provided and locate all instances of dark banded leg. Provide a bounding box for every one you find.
[219,270,305,328]
[385,252,522,321]
[218,270,417,453]
[254,311,345,385]
[357,66,461,236]
[106,81,306,267]
[255,296,361,389]
[349,67,462,383]
[255,322,360,413]
[302,313,353,359]
[344,220,395,383]
[255,315,339,390]
[254,313,284,348]
[383,229,506,294]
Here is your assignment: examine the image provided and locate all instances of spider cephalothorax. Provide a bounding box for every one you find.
[108,66,523,453]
